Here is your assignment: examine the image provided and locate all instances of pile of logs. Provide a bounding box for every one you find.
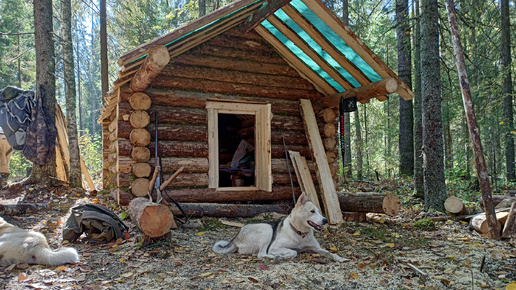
[446,195,516,238]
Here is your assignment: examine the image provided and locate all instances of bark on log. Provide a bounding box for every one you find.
[495,197,516,209]
[130,45,171,92]
[160,186,302,203]
[130,128,151,146]
[132,162,152,178]
[337,192,400,216]
[129,110,150,129]
[128,197,176,238]
[0,203,49,215]
[110,188,132,206]
[502,201,516,238]
[131,178,151,197]
[118,172,131,187]
[149,124,208,141]
[470,212,507,235]
[169,202,291,218]
[444,196,467,215]
[150,157,209,172]
[480,195,512,209]
[129,92,152,110]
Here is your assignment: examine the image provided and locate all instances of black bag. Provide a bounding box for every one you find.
[0,86,36,150]
[22,85,57,165]
[63,203,129,242]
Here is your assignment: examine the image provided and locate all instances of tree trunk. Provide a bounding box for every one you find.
[61,0,82,188]
[445,0,499,239]
[100,0,108,103]
[412,0,424,198]
[128,197,176,238]
[420,0,447,212]
[501,0,514,181]
[397,0,414,177]
[31,0,57,184]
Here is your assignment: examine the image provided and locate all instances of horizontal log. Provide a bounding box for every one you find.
[153,75,323,100]
[161,173,209,187]
[132,146,151,163]
[317,78,399,108]
[161,186,302,203]
[150,105,207,125]
[337,192,400,216]
[149,124,208,142]
[118,172,131,187]
[271,157,315,173]
[145,88,305,116]
[129,197,176,238]
[163,61,314,90]
[118,102,132,121]
[154,157,209,172]
[0,203,49,215]
[129,92,152,111]
[169,202,291,218]
[130,128,151,146]
[196,43,288,65]
[130,110,150,129]
[150,141,209,158]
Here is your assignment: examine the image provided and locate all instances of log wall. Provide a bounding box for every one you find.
[102,28,339,203]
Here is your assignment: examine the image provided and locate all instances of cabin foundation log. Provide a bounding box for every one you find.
[169,202,291,218]
[158,186,302,203]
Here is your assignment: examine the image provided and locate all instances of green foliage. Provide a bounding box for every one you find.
[78,130,103,182]
[413,218,437,231]
[8,151,31,182]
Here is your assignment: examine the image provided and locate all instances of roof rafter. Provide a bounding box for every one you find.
[240,0,293,33]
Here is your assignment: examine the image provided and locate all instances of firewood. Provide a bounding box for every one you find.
[470,212,507,235]
[128,197,177,238]
[444,196,467,215]
[337,192,400,216]
[502,201,516,238]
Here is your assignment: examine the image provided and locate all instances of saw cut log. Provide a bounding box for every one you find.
[337,192,400,216]
[129,110,150,129]
[130,128,151,146]
[169,202,291,218]
[128,197,177,238]
[131,177,150,197]
[470,211,508,235]
[132,147,151,163]
[110,188,132,206]
[132,162,152,178]
[444,196,467,215]
[502,201,516,238]
[130,45,171,92]
[129,92,152,111]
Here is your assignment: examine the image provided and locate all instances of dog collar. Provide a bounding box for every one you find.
[289,222,308,238]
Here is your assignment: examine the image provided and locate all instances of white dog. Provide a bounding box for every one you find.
[0,216,79,266]
[213,193,348,262]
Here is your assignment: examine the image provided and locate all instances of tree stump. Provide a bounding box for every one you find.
[444,196,467,215]
[128,197,177,238]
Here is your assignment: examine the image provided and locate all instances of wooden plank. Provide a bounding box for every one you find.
[254,25,337,96]
[281,5,371,86]
[299,99,343,224]
[207,108,219,188]
[300,0,413,101]
[256,104,272,191]
[240,0,293,33]
[288,150,321,212]
[266,15,354,91]
[118,0,266,66]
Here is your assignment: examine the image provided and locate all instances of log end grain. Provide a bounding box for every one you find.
[382,194,400,216]
[444,196,466,215]
[131,178,151,197]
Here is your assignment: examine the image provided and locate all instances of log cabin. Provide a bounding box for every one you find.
[98,0,413,223]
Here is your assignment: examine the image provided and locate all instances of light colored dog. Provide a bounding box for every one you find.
[213,193,348,262]
[0,216,79,266]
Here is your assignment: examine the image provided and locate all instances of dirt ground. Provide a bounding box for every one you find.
[0,184,515,290]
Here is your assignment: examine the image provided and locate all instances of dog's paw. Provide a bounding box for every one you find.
[333,254,350,263]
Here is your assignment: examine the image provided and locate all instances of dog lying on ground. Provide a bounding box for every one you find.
[0,216,79,266]
[213,193,348,262]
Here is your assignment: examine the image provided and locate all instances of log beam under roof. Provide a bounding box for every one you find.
[240,0,293,33]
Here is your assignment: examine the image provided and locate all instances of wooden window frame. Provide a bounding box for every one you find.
[206,100,272,192]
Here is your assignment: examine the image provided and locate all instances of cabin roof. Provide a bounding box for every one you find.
[99,0,413,123]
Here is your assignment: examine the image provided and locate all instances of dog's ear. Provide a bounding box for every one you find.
[296,192,309,207]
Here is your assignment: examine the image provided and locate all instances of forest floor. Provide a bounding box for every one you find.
[0,181,515,290]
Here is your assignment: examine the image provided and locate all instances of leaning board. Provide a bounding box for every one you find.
[299,99,343,224]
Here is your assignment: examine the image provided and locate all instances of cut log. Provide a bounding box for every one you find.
[169,202,291,218]
[129,110,150,129]
[0,203,49,215]
[132,162,152,178]
[318,108,338,123]
[160,186,302,203]
[444,196,467,215]
[337,192,400,216]
[129,128,151,146]
[480,195,513,209]
[110,188,132,206]
[129,92,152,110]
[323,138,337,151]
[322,123,337,138]
[128,197,177,238]
[470,211,508,234]
[130,45,171,92]
[502,202,516,238]
[131,178,150,197]
[132,146,151,163]
[495,197,516,209]
[342,212,367,222]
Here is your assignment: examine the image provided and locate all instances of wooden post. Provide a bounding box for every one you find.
[445,0,499,239]
[299,99,343,224]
